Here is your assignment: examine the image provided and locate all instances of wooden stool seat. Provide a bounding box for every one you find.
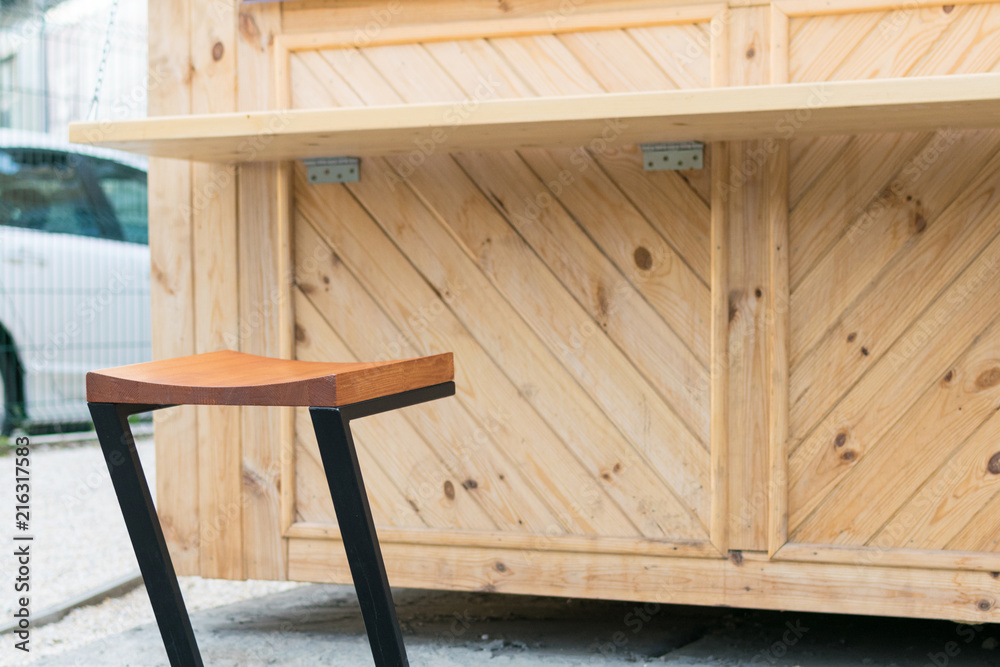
[86,349,454,407]
[88,350,455,667]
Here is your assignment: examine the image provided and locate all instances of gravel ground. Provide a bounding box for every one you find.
[0,435,301,666]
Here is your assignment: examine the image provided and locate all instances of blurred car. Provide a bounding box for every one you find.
[0,129,150,435]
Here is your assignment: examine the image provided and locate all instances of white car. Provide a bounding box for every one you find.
[0,129,151,435]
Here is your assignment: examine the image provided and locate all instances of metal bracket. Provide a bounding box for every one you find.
[640,142,704,171]
[303,157,360,184]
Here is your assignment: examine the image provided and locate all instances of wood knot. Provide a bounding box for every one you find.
[613,462,621,473]
[634,246,653,270]
[443,480,455,500]
[322,275,330,285]
[991,572,999,579]
[943,369,954,383]
[834,432,848,448]
[975,367,1000,390]
[494,561,507,572]
[841,450,857,462]
[212,41,225,62]
[745,47,756,59]
[755,287,763,299]
[601,472,612,481]
[847,332,857,343]
[728,290,742,323]
[295,324,307,343]
[729,550,743,566]
[461,479,478,490]
[913,212,927,234]
[977,599,992,612]
[861,347,870,356]
[943,4,955,13]
[988,452,1000,475]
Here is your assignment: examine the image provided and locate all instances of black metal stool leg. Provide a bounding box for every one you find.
[89,402,203,667]
[310,406,409,667]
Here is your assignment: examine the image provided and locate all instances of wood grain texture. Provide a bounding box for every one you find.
[288,538,1000,624]
[88,350,454,407]
[68,74,1000,162]
[190,0,243,582]
[147,0,199,576]
[721,6,773,552]
[237,0,288,582]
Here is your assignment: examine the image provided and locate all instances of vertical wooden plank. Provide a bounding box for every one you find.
[148,0,199,575]
[237,2,288,581]
[191,0,243,580]
[722,6,774,552]
[709,7,729,555]
[768,6,791,557]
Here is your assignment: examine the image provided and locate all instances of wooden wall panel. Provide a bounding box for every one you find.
[148,0,198,576]
[785,4,1000,557]
[285,22,716,547]
[236,2,288,581]
[190,1,243,580]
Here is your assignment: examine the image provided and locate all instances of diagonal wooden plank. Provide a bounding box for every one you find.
[591,146,711,284]
[871,406,1000,551]
[524,148,711,367]
[789,132,930,291]
[291,51,363,109]
[789,5,995,207]
[788,198,1000,533]
[627,23,711,90]
[946,485,1000,553]
[826,6,966,82]
[790,131,1000,374]
[793,312,1000,545]
[296,172,699,539]
[345,157,710,535]
[489,34,606,96]
[423,38,538,99]
[295,289,498,531]
[790,146,1000,442]
[455,150,710,445]
[295,212,574,535]
[308,42,707,538]
[293,409,424,528]
[423,38,710,432]
[908,3,1000,76]
[557,29,679,92]
[789,11,887,83]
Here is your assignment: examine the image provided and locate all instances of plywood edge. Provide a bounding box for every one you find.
[288,538,1000,624]
[285,523,723,559]
[775,543,1000,572]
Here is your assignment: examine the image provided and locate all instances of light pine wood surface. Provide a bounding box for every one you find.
[129,0,1000,622]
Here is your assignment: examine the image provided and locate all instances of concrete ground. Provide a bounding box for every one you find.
[31,584,1000,666]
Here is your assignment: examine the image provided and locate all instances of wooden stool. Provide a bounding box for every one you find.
[87,350,455,667]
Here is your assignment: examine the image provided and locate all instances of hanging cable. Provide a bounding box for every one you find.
[86,0,120,122]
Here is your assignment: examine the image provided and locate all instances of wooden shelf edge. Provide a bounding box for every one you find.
[69,73,1000,163]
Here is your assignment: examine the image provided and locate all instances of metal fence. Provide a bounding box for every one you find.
[1,1,150,435]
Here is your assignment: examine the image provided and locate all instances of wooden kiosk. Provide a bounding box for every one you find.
[70,0,1000,623]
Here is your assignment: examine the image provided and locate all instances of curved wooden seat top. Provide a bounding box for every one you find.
[87,350,454,407]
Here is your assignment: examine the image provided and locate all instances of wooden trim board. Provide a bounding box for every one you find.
[69,74,1000,162]
[287,537,1000,624]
